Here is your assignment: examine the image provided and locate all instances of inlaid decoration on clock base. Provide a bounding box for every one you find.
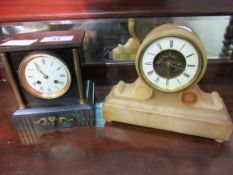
[0,30,95,145]
[103,23,233,142]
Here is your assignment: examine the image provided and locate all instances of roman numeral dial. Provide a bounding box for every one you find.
[139,36,203,92]
[18,53,71,99]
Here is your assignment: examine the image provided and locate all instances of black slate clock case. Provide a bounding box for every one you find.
[0,30,96,145]
[8,48,81,107]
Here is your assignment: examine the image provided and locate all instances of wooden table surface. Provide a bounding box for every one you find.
[0,77,233,175]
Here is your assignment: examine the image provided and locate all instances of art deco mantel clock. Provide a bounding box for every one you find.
[103,23,233,142]
[0,30,95,145]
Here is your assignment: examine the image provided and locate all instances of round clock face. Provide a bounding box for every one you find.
[139,36,203,92]
[18,52,71,99]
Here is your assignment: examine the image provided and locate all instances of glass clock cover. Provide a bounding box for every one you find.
[18,52,71,99]
[136,24,207,93]
[140,36,202,92]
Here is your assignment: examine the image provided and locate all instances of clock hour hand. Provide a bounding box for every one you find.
[33,62,48,79]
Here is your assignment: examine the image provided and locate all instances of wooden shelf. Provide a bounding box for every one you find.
[1,0,233,23]
[0,74,233,175]
[0,1,233,174]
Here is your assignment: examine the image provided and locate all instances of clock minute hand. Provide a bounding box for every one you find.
[33,62,48,79]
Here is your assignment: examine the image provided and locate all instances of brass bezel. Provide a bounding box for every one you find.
[136,23,207,93]
[138,36,203,93]
[18,52,71,99]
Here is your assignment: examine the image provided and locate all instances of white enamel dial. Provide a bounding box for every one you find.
[139,36,202,92]
[18,52,71,99]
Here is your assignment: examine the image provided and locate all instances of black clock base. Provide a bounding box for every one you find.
[12,81,96,145]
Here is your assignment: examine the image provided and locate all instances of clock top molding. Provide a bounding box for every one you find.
[0,30,85,52]
[1,0,233,23]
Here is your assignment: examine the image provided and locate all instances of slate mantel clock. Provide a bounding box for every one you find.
[0,30,95,145]
[103,23,233,142]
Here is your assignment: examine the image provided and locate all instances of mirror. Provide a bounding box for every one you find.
[0,16,232,63]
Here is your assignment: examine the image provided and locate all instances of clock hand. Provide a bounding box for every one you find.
[33,62,49,79]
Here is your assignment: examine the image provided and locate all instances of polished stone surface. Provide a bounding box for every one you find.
[0,79,233,175]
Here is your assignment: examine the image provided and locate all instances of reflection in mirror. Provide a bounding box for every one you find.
[0,16,232,63]
[172,16,231,59]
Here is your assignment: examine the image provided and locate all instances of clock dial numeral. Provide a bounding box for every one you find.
[39,86,43,91]
[56,67,61,71]
[28,75,33,78]
[33,62,37,67]
[147,52,155,56]
[183,73,191,78]
[156,43,162,50]
[170,40,173,48]
[187,64,196,67]
[177,79,181,84]
[58,81,64,85]
[59,74,66,77]
[147,71,154,76]
[51,61,54,66]
[145,62,152,65]
[180,44,185,51]
[155,77,160,83]
[32,82,37,86]
[166,79,169,86]
[41,58,45,64]
[48,87,52,93]
[186,53,194,58]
